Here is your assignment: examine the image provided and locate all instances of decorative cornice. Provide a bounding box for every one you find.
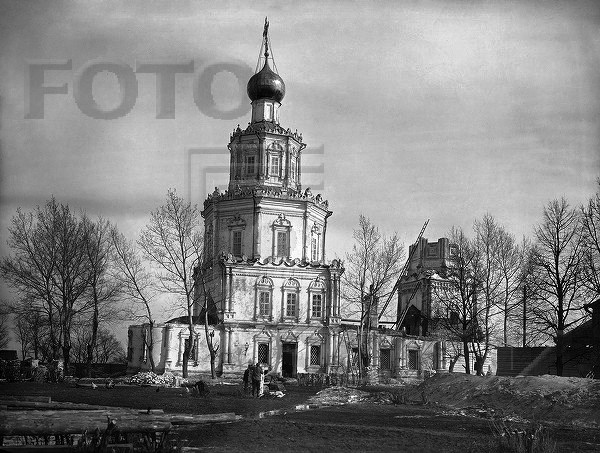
[219,252,343,271]
[230,121,303,143]
[204,185,329,211]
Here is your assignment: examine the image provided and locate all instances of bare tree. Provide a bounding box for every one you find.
[1,200,61,359]
[581,181,600,298]
[81,216,120,376]
[0,305,10,350]
[342,215,404,382]
[432,227,480,374]
[493,229,526,346]
[111,228,159,372]
[138,189,203,378]
[53,203,92,369]
[195,269,220,379]
[71,324,124,364]
[529,198,586,376]
[94,328,125,364]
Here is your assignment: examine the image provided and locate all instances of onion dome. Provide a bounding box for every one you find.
[247,59,286,103]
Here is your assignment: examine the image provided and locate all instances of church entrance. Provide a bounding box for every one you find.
[282,342,297,377]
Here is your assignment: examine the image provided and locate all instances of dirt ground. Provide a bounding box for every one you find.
[1,373,600,452]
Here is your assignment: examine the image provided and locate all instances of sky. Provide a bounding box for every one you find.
[1,0,599,345]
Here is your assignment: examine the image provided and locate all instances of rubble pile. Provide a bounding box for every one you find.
[307,387,370,406]
[127,371,177,386]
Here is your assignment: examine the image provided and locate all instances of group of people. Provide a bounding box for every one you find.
[242,362,269,398]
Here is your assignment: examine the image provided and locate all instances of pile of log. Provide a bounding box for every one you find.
[0,395,241,451]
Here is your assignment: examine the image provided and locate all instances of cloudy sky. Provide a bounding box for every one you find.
[1,0,599,334]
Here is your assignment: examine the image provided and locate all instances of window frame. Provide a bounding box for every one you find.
[309,344,321,366]
[270,154,280,177]
[255,276,274,321]
[245,155,256,175]
[276,230,289,258]
[259,291,271,316]
[257,343,270,366]
[232,230,242,256]
[311,293,323,319]
[380,348,391,370]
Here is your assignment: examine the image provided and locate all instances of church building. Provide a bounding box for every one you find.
[127,21,344,378]
[126,22,495,380]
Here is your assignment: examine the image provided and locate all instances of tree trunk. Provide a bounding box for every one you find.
[85,287,100,377]
[463,340,470,374]
[146,322,156,372]
[182,348,189,378]
[556,329,564,376]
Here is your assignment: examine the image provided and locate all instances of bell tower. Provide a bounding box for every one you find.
[227,18,303,194]
[196,19,343,378]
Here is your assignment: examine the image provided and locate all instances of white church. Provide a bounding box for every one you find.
[127,21,344,378]
[127,22,492,380]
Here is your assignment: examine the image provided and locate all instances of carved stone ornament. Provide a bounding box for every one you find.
[272,213,292,228]
[227,213,246,229]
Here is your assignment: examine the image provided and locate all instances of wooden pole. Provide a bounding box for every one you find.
[0,410,241,436]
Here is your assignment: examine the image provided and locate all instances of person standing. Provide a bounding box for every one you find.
[243,363,253,395]
[251,362,263,398]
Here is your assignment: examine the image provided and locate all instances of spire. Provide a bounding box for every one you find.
[247,18,285,104]
[263,17,270,59]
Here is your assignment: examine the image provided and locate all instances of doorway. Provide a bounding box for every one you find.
[282,342,297,377]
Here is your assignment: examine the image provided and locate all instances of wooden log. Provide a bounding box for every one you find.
[0,410,240,436]
[166,413,242,425]
[0,411,172,436]
[0,395,51,403]
[0,400,164,413]
[0,447,79,452]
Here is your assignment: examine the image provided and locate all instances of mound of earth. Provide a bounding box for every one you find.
[410,373,600,428]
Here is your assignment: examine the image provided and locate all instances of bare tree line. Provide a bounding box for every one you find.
[3,181,598,379]
[1,189,219,379]
[344,181,600,377]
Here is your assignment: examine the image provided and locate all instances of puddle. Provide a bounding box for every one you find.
[394,415,429,419]
[256,403,323,419]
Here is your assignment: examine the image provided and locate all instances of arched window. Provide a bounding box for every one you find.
[267,142,284,179]
[311,223,321,262]
[306,331,324,370]
[308,278,326,321]
[272,214,292,259]
[228,214,246,257]
[282,278,300,320]
[255,276,274,321]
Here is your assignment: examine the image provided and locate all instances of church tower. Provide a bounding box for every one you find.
[196,19,344,377]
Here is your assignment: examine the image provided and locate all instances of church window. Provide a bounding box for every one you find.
[245,155,255,175]
[270,155,280,177]
[311,237,319,261]
[408,349,419,370]
[286,292,297,317]
[276,231,289,257]
[259,291,270,316]
[310,345,321,366]
[311,294,322,318]
[232,230,242,256]
[380,348,391,370]
[290,158,296,181]
[205,227,213,262]
[258,343,269,365]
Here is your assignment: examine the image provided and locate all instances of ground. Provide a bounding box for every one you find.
[1,373,600,452]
